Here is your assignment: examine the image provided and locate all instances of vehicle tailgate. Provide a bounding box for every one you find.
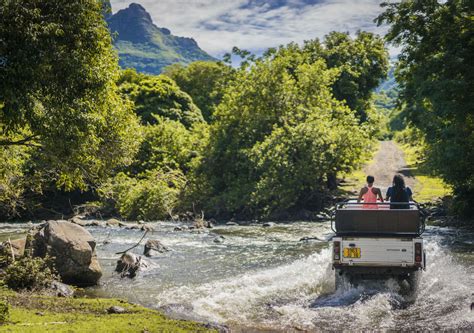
[340,237,414,265]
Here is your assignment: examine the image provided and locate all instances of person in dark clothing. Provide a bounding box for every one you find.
[385,175,412,209]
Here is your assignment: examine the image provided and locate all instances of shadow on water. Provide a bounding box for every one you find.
[310,279,412,310]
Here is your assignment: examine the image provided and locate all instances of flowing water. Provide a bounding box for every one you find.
[1,221,473,331]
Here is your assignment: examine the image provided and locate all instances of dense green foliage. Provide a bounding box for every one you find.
[0,143,31,217]
[99,118,209,220]
[0,0,140,218]
[316,32,389,122]
[118,69,204,127]
[0,300,8,323]
[196,35,388,219]
[99,33,388,220]
[0,1,389,221]
[164,61,234,121]
[99,70,209,220]
[99,169,187,220]
[378,0,474,216]
[5,256,58,291]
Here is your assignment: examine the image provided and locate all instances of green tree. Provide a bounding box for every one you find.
[118,69,204,127]
[0,0,140,217]
[377,0,474,215]
[199,52,369,218]
[302,32,389,122]
[99,118,210,220]
[131,117,205,175]
[164,61,234,122]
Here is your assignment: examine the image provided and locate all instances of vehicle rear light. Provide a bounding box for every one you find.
[415,243,422,263]
[333,241,340,260]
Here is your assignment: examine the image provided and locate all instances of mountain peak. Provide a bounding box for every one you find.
[106,2,216,74]
[107,3,156,43]
[126,3,152,22]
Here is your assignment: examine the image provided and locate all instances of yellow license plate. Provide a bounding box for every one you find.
[343,247,361,258]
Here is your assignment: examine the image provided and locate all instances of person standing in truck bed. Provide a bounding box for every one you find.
[357,175,384,208]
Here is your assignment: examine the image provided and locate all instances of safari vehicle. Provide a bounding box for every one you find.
[331,200,426,292]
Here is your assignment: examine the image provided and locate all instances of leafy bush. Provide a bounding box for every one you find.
[99,170,186,220]
[164,61,235,122]
[0,245,14,269]
[99,115,208,220]
[0,300,9,324]
[5,256,58,291]
[131,118,207,175]
[0,134,32,218]
[118,69,204,127]
[394,126,425,148]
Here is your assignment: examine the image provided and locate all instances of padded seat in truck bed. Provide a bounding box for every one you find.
[335,207,421,234]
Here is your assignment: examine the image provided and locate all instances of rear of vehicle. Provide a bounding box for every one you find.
[331,201,426,290]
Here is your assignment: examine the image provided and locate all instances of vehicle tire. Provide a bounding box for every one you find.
[398,271,420,301]
[335,269,355,290]
[407,271,420,291]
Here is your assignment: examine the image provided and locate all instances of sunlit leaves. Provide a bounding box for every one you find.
[378,0,474,215]
[199,44,371,218]
[118,69,204,127]
[0,0,141,214]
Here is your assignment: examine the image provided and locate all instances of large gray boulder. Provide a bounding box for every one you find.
[27,221,102,286]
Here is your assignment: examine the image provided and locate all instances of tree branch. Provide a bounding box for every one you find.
[0,135,41,147]
[115,230,149,255]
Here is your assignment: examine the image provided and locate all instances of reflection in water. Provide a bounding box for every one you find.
[0,221,472,331]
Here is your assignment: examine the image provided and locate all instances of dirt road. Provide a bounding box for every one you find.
[363,141,416,194]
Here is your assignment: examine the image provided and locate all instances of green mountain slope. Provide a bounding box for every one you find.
[106,3,216,74]
[376,65,397,93]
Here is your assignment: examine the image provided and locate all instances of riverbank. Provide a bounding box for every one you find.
[0,287,216,332]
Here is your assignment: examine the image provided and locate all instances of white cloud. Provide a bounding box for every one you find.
[110,0,395,58]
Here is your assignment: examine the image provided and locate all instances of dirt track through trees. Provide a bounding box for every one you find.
[363,141,416,194]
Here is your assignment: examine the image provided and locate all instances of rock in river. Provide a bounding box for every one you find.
[116,252,145,278]
[106,218,121,227]
[70,216,105,227]
[27,221,102,286]
[213,235,225,243]
[144,239,169,257]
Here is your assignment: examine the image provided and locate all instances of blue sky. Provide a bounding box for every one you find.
[110,0,395,57]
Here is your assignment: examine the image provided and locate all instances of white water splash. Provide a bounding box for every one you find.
[157,248,334,325]
[156,238,473,331]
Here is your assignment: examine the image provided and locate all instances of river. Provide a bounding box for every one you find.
[1,221,473,331]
